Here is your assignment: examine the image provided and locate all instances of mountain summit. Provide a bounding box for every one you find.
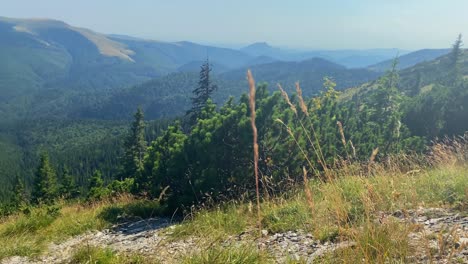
[241,42,276,56]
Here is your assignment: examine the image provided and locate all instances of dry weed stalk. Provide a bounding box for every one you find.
[429,135,468,167]
[295,82,308,116]
[368,147,379,173]
[302,166,315,214]
[349,140,356,159]
[295,83,330,177]
[247,69,262,234]
[278,84,297,114]
[337,120,351,163]
[278,83,331,179]
[296,83,320,165]
[337,121,346,147]
[275,118,319,176]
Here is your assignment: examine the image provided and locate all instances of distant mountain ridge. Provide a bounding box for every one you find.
[240,41,409,68]
[342,48,468,101]
[368,49,451,72]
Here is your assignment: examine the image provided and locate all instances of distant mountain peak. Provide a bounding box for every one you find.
[241,42,277,57]
[243,42,272,49]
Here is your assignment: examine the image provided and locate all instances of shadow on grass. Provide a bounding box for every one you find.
[97,200,180,236]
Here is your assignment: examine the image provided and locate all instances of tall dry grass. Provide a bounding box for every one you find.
[429,135,468,166]
[276,82,330,179]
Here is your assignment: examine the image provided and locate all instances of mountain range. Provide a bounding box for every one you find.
[241,42,410,68]
[0,16,452,122]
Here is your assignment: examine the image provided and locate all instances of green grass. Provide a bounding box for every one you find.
[181,244,270,264]
[69,245,157,264]
[0,204,107,259]
[0,207,59,237]
[0,196,164,260]
[261,202,310,233]
[347,220,411,263]
[169,204,249,240]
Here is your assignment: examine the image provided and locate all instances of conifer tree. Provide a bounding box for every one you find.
[122,107,146,180]
[11,174,28,210]
[32,153,58,204]
[445,34,463,85]
[87,170,107,200]
[187,59,218,125]
[59,168,79,199]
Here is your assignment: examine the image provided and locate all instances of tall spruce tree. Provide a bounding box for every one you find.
[122,107,146,180]
[445,34,463,85]
[187,59,218,126]
[32,153,58,204]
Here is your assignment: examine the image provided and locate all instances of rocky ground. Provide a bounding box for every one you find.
[395,207,468,263]
[2,208,467,263]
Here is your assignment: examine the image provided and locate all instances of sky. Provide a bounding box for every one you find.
[1,0,467,50]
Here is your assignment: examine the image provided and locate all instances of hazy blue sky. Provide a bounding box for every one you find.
[1,0,467,49]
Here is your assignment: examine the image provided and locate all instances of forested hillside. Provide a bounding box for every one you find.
[2,35,467,215]
[80,59,380,120]
[367,49,450,72]
[349,36,468,139]
[1,17,467,223]
[0,118,174,203]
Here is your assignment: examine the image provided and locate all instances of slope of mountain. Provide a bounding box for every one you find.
[397,49,468,94]
[342,48,468,101]
[245,55,278,66]
[219,58,381,94]
[81,72,199,120]
[110,37,254,73]
[177,61,230,74]
[367,49,451,72]
[82,58,380,120]
[0,17,256,121]
[0,17,159,111]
